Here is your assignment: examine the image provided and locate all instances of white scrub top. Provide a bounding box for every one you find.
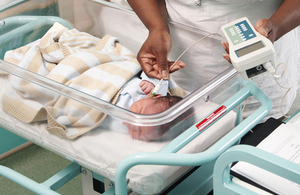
[165,0,300,120]
[166,0,283,35]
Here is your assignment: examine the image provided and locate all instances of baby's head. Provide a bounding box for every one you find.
[128,94,182,115]
[126,95,188,141]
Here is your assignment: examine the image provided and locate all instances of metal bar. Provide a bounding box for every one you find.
[0,142,33,161]
[0,165,60,195]
[213,145,300,195]
[0,0,27,11]
[0,19,43,46]
[0,16,72,46]
[102,186,116,195]
[42,163,81,191]
[1,16,72,29]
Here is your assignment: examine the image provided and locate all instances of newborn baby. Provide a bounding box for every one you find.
[99,71,192,141]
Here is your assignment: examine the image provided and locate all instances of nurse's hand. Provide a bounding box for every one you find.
[137,29,186,80]
[221,19,275,62]
[221,42,231,63]
[254,19,276,43]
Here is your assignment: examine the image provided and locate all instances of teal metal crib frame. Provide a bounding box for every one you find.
[0,16,272,195]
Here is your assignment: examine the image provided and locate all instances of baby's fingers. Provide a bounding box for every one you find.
[143,86,152,94]
[140,81,154,95]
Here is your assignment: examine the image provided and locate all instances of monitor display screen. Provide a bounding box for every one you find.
[236,41,264,57]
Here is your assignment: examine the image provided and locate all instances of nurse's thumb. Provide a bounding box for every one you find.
[254,19,270,37]
[157,54,169,80]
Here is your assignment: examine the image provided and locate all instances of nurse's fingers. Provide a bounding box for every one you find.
[168,60,186,73]
[221,41,229,54]
[139,54,161,79]
[222,54,231,63]
[156,50,170,80]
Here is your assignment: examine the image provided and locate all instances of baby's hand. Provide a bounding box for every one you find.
[139,80,155,95]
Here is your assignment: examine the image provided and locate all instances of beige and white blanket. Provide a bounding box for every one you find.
[2,23,141,139]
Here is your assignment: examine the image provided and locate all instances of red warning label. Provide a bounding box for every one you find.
[196,105,227,132]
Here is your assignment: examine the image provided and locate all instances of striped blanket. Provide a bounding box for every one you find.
[2,23,141,139]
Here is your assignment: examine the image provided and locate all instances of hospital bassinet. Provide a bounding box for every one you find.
[0,1,272,194]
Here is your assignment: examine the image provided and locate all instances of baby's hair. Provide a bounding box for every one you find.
[154,96,183,108]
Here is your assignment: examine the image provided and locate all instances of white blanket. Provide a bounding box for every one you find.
[2,23,141,139]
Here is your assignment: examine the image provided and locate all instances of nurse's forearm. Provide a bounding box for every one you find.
[127,0,169,33]
[270,0,300,41]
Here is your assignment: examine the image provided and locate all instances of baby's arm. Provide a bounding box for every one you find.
[140,71,168,96]
[139,80,155,95]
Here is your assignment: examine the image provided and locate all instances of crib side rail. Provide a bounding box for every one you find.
[115,79,272,195]
[213,145,300,195]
